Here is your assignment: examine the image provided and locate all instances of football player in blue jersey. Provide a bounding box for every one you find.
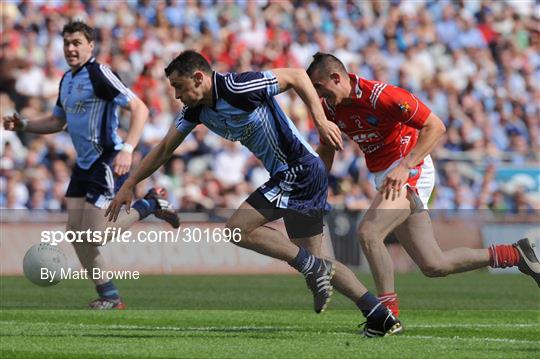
[3,21,180,309]
[106,50,402,336]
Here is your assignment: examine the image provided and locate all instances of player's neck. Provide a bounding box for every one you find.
[69,56,92,74]
[340,77,356,105]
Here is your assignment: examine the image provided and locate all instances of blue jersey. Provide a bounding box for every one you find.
[174,71,318,176]
[53,57,135,169]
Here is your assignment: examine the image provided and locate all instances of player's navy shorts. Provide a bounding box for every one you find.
[246,155,329,239]
[65,151,128,209]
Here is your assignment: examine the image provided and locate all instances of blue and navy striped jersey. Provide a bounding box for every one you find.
[174,71,318,176]
[53,57,135,169]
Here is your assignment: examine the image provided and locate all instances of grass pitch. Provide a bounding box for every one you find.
[1,272,539,358]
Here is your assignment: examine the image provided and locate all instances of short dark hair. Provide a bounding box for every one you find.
[306,52,348,79]
[62,20,95,42]
[164,50,213,78]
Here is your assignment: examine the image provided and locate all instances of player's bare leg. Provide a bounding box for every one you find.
[228,201,401,333]
[394,208,539,286]
[357,190,411,295]
[226,202,335,313]
[72,190,179,309]
[394,211,490,277]
[69,200,140,309]
[326,212,403,337]
[226,202,300,261]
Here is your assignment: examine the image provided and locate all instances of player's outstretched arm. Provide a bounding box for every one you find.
[2,113,66,134]
[316,142,336,172]
[112,96,149,176]
[272,68,343,151]
[105,124,187,222]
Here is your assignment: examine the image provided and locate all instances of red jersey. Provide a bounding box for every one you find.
[322,74,431,172]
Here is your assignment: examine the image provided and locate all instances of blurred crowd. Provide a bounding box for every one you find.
[1,0,539,214]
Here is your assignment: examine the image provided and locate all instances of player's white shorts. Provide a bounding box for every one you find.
[373,155,435,209]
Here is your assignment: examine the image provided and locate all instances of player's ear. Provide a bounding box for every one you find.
[193,71,204,86]
[330,73,340,84]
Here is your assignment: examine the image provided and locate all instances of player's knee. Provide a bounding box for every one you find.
[420,262,449,278]
[225,220,249,245]
[357,223,380,248]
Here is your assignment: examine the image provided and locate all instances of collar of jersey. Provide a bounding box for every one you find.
[348,73,363,100]
[70,57,96,77]
[211,71,219,110]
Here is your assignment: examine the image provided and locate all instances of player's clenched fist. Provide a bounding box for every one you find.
[2,113,27,131]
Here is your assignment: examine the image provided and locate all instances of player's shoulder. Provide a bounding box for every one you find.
[361,79,409,110]
[85,58,122,83]
[176,105,203,122]
[219,71,276,95]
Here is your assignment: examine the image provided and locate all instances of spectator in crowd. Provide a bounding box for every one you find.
[1,0,538,213]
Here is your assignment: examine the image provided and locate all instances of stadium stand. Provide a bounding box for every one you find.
[1,0,538,213]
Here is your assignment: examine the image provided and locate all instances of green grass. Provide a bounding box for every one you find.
[1,272,539,358]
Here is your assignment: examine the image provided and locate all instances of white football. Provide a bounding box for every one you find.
[23,243,67,287]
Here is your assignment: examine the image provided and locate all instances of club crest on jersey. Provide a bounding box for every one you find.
[367,116,379,127]
[338,120,346,129]
[398,101,411,113]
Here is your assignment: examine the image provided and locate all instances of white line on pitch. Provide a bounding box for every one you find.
[404,335,539,345]
[407,323,538,328]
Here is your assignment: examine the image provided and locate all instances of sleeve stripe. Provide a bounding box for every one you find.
[225,76,278,94]
[99,64,135,101]
[225,74,277,88]
[370,83,387,109]
[175,107,187,128]
[225,76,278,90]
[226,73,278,87]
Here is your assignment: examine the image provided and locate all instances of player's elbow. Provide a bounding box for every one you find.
[277,68,309,91]
[427,114,446,135]
[436,118,446,135]
[130,97,149,120]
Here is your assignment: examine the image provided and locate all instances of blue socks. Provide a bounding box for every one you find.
[356,292,388,319]
[132,198,158,219]
[289,247,320,275]
[96,280,120,300]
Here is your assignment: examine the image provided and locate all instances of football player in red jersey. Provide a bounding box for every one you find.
[307,52,539,317]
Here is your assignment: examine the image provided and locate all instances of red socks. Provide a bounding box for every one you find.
[378,292,399,317]
[489,244,520,268]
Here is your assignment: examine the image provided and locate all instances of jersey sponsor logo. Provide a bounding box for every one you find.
[352,131,382,143]
[360,143,383,154]
[62,99,86,114]
[351,129,383,154]
[223,122,256,142]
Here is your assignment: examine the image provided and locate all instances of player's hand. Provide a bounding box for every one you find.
[2,113,26,131]
[316,121,343,151]
[113,151,132,176]
[105,184,134,223]
[380,163,410,201]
